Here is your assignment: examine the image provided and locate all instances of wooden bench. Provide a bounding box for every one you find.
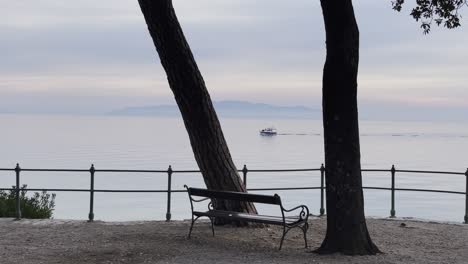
[184,185,309,250]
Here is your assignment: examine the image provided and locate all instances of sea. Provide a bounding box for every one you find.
[0,114,466,222]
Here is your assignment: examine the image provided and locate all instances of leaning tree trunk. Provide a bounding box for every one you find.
[316,0,380,255]
[137,0,257,220]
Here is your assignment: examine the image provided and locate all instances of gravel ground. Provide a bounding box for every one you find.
[0,217,467,264]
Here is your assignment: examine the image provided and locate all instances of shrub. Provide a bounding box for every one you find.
[0,184,56,219]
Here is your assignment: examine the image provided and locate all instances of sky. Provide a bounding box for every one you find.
[1,0,468,118]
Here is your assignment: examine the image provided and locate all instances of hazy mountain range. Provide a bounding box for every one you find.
[1,98,467,121]
[109,100,321,119]
[108,100,468,121]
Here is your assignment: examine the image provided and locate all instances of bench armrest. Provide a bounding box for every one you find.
[185,185,215,213]
[282,204,309,222]
[191,197,210,203]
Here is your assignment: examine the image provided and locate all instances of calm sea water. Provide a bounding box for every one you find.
[0,114,466,222]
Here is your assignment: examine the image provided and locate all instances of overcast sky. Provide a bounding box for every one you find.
[1,0,467,116]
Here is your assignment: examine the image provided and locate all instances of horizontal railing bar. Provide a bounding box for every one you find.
[13,169,167,173]
[395,188,465,195]
[0,188,179,193]
[97,188,322,193]
[21,169,89,172]
[247,169,321,172]
[3,187,464,195]
[2,168,466,175]
[363,187,392,191]
[0,188,90,192]
[169,169,322,173]
[247,187,322,191]
[0,168,320,172]
[0,188,322,193]
[95,189,172,193]
[395,169,465,175]
[1,167,466,175]
[96,169,167,173]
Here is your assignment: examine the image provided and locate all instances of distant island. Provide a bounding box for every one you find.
[109,100,321,119]
[1,98,466,121]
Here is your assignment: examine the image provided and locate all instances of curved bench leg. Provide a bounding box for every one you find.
[279,225,291,250]
[301,222,309,248]
[209,217,215,237]
[188,216,200,239]
[279,224,308,250]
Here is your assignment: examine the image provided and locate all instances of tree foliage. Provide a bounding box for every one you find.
[392,0,467,33]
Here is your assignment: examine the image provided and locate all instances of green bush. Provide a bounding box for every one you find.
[0,184,56,219]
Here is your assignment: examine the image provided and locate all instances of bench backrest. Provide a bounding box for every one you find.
[187,187,281,205]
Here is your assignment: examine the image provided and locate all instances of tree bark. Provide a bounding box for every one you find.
[137,0,257,220]
[316,0,380,255]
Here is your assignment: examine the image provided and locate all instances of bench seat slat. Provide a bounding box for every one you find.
[193,210,303,225]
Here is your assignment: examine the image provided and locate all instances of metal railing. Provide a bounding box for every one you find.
[1,163,467,223]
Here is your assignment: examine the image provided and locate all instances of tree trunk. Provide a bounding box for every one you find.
[137,0,257,220]
[316,0,380,255]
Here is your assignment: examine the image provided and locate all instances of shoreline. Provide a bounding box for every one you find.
[3,214,466,225]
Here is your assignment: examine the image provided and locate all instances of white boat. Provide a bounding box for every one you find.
[260,127,277,136]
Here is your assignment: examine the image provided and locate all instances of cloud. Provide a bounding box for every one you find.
[0,0,468,111]
[1,0,142,29]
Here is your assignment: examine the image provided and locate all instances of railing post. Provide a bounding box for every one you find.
[390,165,396,218]
[166,165,173,221]
[242,165,248,189]
[14,163,21,220]
[88,164,95,222]
[320,164,325,216]
[464,168,468,224]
